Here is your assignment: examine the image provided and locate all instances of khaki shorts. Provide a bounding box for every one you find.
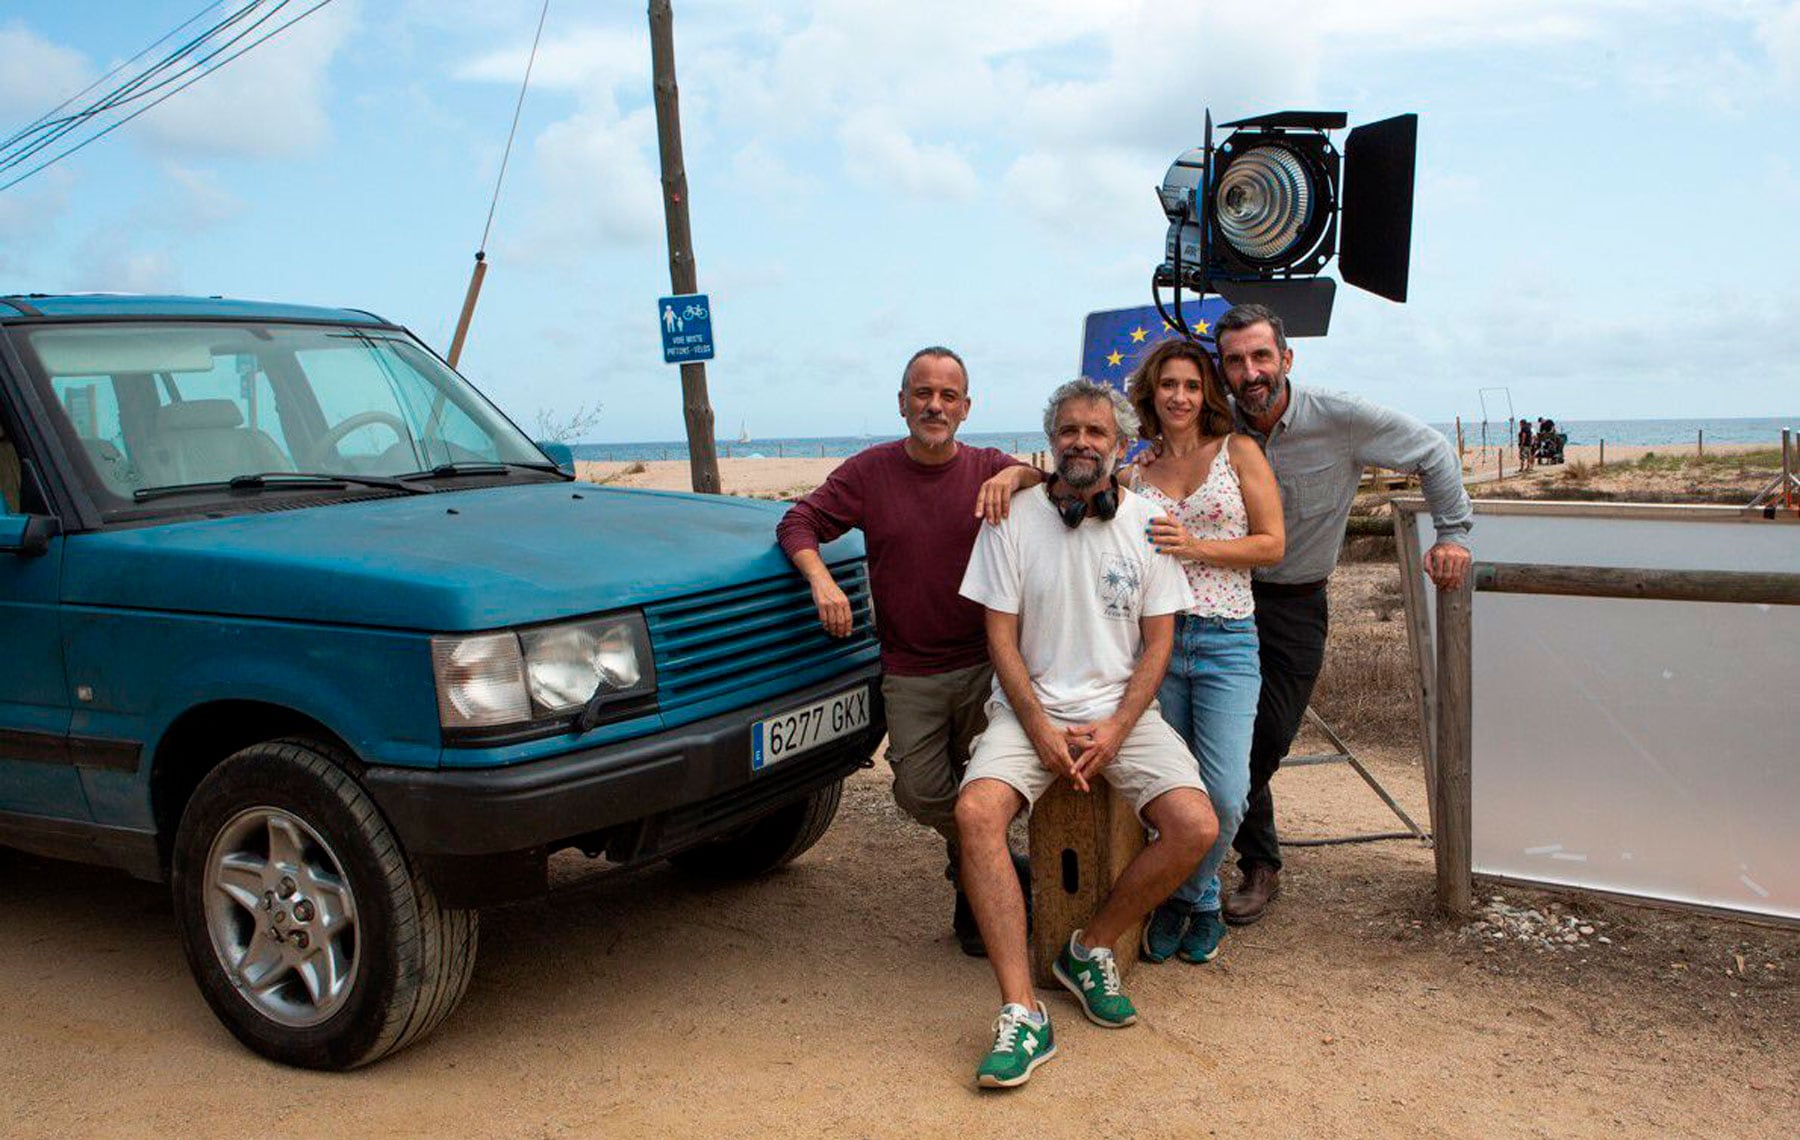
[960,699,1206,821]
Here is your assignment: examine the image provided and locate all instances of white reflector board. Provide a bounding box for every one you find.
[1407,501,1798,921]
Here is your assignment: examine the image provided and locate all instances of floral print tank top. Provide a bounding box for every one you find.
[1136,437,1255,619]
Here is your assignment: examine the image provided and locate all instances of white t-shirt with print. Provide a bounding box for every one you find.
[959,484,1195,723]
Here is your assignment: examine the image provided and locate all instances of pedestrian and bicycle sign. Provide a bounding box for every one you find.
[658,293,714,364]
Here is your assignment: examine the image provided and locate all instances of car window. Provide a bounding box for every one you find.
[17,322,545,509]
[295,339,500,467]
[155,354,294,457]
[47,374,140,497]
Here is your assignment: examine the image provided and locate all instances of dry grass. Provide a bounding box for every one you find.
[1308,564,1422,748]
[593,461,648,484]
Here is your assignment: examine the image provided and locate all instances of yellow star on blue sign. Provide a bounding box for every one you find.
[1106,350,1124,367]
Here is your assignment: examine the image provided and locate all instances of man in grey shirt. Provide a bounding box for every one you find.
[1215,303,1472,924]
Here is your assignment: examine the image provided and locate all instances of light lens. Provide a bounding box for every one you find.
[1215,144,1314,262]
[519,616,651,714]
[431,632,531,728]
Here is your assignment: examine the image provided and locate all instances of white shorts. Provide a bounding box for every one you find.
[959,699,1206,821]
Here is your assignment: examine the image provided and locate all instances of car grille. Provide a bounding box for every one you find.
[643,560,875,718]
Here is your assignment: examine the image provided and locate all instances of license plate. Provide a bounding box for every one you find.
[751,685,870,771]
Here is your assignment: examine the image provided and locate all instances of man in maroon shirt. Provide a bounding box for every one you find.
[777,346,1039,954]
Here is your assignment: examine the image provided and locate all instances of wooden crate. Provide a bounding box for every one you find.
[1027,778,1146,985]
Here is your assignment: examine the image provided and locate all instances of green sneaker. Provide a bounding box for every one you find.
[1053,931,1138,1027]
[975,1002,1056,1088]
[1178,910,1227,964]
[1140,903,1189,964]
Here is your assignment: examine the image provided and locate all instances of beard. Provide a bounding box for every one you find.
[1056,448,1112,489]
[1233,373,1285,418]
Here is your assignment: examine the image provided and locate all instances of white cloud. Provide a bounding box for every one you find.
[1759,1,1800,85]
[457,25,647,92]
[0,23,92,120]
[728,140,816,206]
[134,0,358,159]
[837,110,978,202]
[71,231,180,294]
[999,148,1155,234]
[157,163,247,230]
[508,97,663,259]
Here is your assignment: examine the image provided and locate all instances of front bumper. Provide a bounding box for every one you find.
[363,666,884,906]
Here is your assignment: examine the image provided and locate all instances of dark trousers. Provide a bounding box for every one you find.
[1233,583,1330,872]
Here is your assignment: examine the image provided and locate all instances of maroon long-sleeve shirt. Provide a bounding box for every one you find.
[777,440,1021,676]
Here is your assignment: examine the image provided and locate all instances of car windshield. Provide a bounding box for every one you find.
[16,322,552,511]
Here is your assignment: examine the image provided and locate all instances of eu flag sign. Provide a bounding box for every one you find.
[1079,297,1230,395]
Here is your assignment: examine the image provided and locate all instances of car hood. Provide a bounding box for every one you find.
[62,483,854,631]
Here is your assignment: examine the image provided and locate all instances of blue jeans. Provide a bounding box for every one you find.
[1157,613,1260,913]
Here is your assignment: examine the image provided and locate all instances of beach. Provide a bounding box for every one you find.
[575,440,1771,498]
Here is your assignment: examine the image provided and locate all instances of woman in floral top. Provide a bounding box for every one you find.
[1121,338,1284,966]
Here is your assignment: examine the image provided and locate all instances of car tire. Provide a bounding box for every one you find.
[170,738,478,1070]
[668,779,844,879]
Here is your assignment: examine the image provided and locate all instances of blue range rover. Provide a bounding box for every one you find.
[0,294,881,1069]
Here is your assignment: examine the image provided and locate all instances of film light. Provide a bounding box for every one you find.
[1155,110,1417,337]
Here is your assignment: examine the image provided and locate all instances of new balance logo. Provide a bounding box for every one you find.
[1022,1036,1039,1055]
[1080,974,1095,990]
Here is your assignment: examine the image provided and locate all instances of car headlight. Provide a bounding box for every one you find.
[431,631,532,729]
[520,616,655,713]
[432,613,655,732]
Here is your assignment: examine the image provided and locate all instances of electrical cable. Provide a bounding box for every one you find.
[0,0,225,151]
[0,0,335,192]
[0,2,272,171]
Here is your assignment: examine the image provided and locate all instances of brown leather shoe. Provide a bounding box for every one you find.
[1224,865,1281,926]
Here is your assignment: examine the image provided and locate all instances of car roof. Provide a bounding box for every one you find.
[0,294,390,326]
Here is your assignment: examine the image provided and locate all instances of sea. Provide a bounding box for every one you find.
[570,416,1797,463]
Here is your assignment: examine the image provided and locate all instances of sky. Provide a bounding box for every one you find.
[1,1,1797,444]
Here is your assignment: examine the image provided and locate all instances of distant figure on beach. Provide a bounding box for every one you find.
[1214,303,1472,926]
[1119,338,1285,968]
[955,378,1214,1089]
[776,346,1041,956]
[1518,417,1534,469]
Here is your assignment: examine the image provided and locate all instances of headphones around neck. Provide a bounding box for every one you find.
[1046,472,1120,529]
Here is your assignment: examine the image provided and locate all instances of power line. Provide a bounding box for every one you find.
[0,0,225,152]
[1,2,278,175]
[0,0,339,193]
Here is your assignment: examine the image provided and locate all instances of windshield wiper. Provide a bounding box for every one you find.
[398,461,569,482]
[132,471,429,503]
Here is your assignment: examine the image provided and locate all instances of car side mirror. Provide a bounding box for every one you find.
[0,512,57,557]
[535,441,577,476]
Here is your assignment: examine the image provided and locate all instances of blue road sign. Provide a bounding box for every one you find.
[659,293,715,364]
[1079,297,1230,395]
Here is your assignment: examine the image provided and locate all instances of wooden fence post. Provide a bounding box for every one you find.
[1433,574,1473,917]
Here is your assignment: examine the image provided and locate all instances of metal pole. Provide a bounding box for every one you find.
[649,0,721,495]
[1432,574,1473,917]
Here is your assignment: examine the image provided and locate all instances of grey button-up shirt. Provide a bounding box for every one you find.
[1238,381,1472,585]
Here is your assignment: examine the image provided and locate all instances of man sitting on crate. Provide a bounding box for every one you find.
[953,378,1217,1089]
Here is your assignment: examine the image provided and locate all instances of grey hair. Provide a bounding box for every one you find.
[901,345,968,390]
[1214,302,1288,355]
[1042,377,1140,442]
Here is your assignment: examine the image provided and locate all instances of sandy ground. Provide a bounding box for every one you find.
[575,441,1772,499]
[2,563,1793,1138]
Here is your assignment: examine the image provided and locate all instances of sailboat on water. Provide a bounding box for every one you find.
[737,421,751,445]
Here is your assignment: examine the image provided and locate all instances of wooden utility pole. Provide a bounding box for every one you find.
[648,0,721,494]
